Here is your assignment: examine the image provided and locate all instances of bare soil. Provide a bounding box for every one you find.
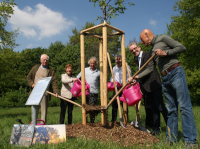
[66,121,160,147]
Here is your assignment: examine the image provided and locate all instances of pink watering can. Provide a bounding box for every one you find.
[119,83,142,106]
[31,119,45,125]
[71,79,90,97]
[107,82,122,91]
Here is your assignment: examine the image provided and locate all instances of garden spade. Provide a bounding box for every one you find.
[46,91,83,108]
[126,63,150,133]
[107,52,125,128]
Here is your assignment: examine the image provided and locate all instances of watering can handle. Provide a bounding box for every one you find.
[123,84,130,94]
[85,80,90,89]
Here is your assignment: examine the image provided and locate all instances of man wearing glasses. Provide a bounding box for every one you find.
[128,42,168,135]
[27,54,59,124]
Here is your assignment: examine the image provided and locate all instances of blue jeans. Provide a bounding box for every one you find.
[161,65,197,143]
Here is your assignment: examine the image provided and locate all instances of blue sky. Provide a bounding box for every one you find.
[7,0,179,52]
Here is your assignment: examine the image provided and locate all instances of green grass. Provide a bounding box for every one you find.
[0,105,199,149]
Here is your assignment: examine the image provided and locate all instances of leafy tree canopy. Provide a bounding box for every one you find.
[89,0,134,22]
[167,0,200,103]
[0,0,19,48]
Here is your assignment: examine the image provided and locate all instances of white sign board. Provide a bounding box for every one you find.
[25,77,52,106]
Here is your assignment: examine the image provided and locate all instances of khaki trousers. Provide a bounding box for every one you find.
[31,95,48,124]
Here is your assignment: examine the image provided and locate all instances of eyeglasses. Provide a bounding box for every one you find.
[130,47,137,52]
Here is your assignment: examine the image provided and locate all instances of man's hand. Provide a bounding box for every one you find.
[128,76,139,85]
[135,76,139,79]
[155,49,167,57]
[32,84,35,88]
[128,77,133,82]
[128,76,139,82]
[54,93,58,98]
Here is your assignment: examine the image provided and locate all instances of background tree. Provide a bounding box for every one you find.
[0,0,19,49]
[0,48,23,94]
[167,0,200,103]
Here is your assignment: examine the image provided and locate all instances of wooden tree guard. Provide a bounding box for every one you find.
[121,34,128,124]
[99,39,104,125]
[80,23,127,126]
[80,34,86,125]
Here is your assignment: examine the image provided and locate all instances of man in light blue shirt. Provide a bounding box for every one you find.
[77,56,100,123]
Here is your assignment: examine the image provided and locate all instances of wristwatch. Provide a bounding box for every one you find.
[165,50,169,55]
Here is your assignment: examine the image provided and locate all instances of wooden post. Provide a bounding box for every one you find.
[102,23,108,125]
[121,34,128,124]
[80,34,86,125]
[99,39,104,125]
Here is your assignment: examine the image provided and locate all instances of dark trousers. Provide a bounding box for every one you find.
[145,88,168,132]
[59,97,75,124]
[111,88,123,122]
[86,93,98,122]
[143,95,154,128]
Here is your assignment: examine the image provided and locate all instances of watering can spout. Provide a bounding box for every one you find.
[119,96,127,103]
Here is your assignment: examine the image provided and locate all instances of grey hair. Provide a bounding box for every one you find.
[40,54,49,60]
[128,42,139,49]
[88,56,98,65]
[115,54,122,59]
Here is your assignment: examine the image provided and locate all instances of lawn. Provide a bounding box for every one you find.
[0,104,199,149]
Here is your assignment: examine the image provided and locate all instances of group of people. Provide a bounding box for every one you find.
[26,29,197,147]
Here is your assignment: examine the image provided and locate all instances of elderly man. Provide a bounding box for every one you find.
[110,54,132,122]
[77,57,100,123]
[27,54,59,124]
[128,42,168,135]
[129,29,197,146]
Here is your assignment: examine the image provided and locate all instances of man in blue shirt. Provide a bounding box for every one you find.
[77,57,100,123]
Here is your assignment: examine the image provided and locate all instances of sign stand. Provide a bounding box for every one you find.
[25,77,52,125]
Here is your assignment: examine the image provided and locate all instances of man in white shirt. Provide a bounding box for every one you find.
[110,54,132,121]
[77,57,100,123]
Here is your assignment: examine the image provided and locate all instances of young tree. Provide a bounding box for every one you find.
[167,0,200,103]
[89,0,134,22]
[0,0,19,48]
[68,21,121,56]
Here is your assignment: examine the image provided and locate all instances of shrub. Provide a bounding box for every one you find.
[0,87,28,108]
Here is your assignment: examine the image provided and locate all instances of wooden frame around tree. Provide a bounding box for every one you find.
[80,23,128,126]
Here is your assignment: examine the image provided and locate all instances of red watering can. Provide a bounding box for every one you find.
[107,82,122,91]
[71,79,90,97]
[119,83,142,106]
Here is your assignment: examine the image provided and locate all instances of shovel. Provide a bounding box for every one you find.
[106,53,156,110]
[107,52,125,128]
[46,91,83,108]
[126,63,150,133]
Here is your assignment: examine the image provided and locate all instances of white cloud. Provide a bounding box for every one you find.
[26,44,33,49]
[8,4,75,40]
[149,19,157,26]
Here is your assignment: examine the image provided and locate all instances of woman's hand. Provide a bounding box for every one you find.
[73,78,78,82]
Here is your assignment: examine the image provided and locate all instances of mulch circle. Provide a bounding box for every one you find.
[66,121,160,147]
